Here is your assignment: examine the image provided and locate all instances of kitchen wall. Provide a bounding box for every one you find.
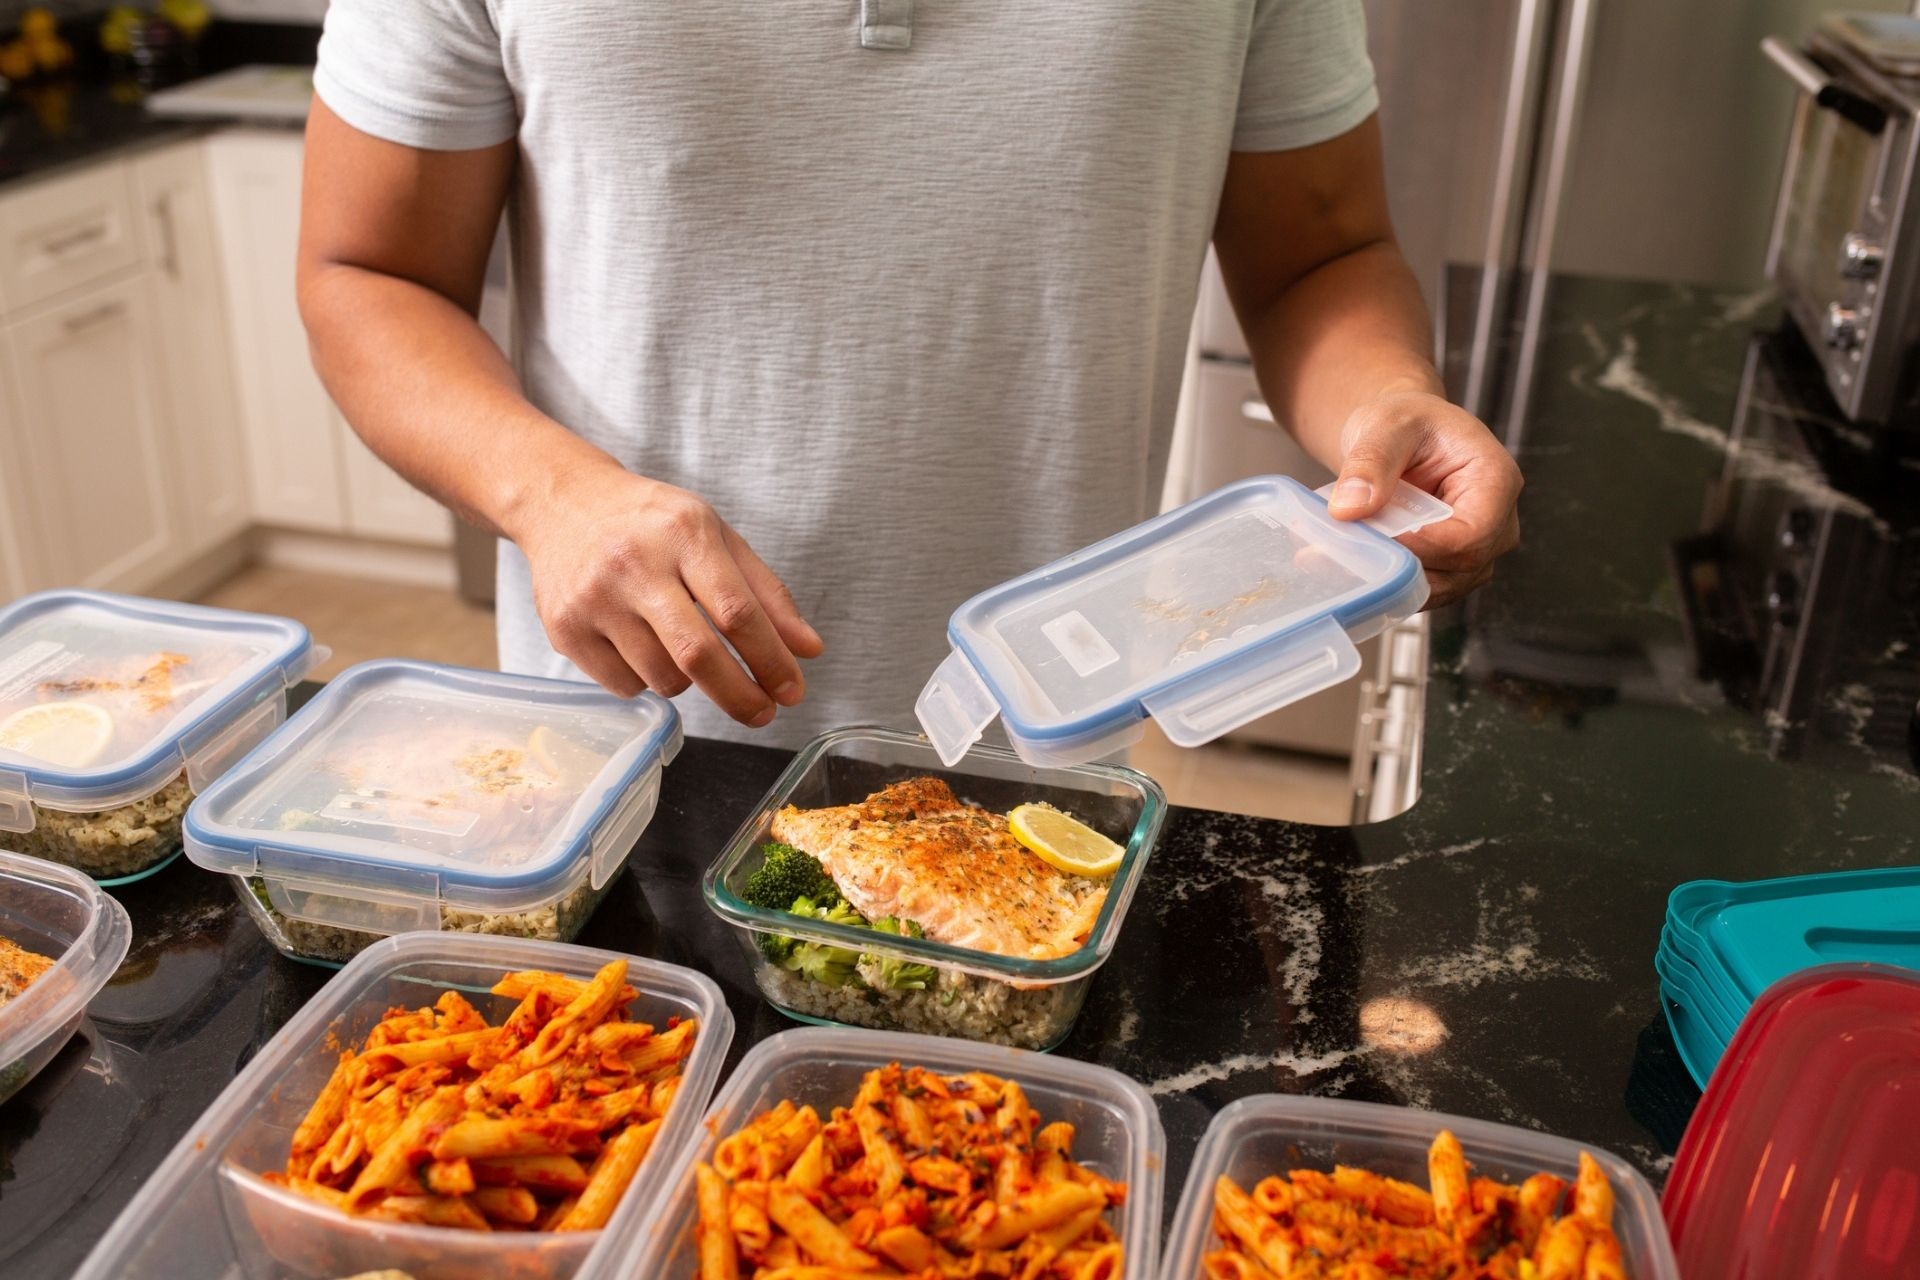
[1551,0,1910,288]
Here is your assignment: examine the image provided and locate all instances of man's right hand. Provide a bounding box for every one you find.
[509,464,824,726]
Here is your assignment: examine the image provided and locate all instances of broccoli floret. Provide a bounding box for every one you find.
[741,842,840,912]
[772,895,869,987]
[757,931,799,964]
[860,917,937,991]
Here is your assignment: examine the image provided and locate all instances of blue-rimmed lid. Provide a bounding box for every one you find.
[0,590,315,827]
[183,660,682,927]
[916,476,1448,767]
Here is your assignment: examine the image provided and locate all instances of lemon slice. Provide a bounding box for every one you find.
[1007,803,1125,878]
[0,701,115,769]
[528,725,603,786]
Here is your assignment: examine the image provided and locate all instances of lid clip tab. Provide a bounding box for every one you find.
[1315,478,1454,539]
[1143,615,1363,747]
[915,651,999,767]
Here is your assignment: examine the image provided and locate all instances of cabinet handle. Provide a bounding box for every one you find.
[1239,395,1277,425]
[62,301,125,334]
[39,222,110,257]
[152,193,179,280]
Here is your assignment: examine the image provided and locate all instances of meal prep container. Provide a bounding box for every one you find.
[1663,964,1920,1278]
[0,590,316,883]
[0,849,132,1104]
[1160,1095,1679,1280]
[916,475,1450,767]
[75,932,733,1280]
[585,1025,1165,1279]
[183,659,682,966]
[704,726,1165,1050]
[1654,866,1920,1086]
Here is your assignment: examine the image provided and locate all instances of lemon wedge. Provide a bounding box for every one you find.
[1007,803,1124,878]
[0,701,114,769]
[527,725,602,786]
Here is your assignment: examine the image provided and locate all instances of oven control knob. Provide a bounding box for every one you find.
[1767,570,1800,626]
[1826,303,1865,350]
[1840,233,1885,279]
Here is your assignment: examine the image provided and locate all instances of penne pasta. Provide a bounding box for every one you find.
[694,1063,1126,1280]
[1201,1131,1631,1280]
[262,960,691,1238]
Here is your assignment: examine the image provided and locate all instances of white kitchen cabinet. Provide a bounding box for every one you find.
[204,129,347,532]
[335,411,453,545]
[0,163,140,315]
[1,276,181,592]
[133,142,252,551]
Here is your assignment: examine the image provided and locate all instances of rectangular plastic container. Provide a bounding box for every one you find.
[74,932,733,1280]
[184,659,682,965]
[704,726,1165,1050]
[1159,1095,1680,1280]
[916,475,1447,767]
[585,1025,1166,1279]
[0,590,316,883]
[0,848,132,1104]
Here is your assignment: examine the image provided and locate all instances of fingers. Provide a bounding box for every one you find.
[682,551,807,709]
[1327,400,1428,521]
[547,627,647,700]
[601,613,688,699]
[636,585,778,726]
[722,524,825,660]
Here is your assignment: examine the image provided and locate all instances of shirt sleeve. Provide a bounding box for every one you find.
[1233,0,1380,152]
[314,0,519,151]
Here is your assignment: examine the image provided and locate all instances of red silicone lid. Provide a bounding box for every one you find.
[1662,964,1920,1279]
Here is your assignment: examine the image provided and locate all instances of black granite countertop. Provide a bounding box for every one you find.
[0,21,317,189]
[2,271,1916,1278]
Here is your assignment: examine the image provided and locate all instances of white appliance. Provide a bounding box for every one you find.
[146,65,315,122]
[205,0,329,22]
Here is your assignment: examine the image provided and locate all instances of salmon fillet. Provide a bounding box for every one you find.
[770,777,1107,961]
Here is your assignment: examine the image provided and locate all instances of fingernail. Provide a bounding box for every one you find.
[773,681,802,706]
[1331,478,1373,510]
[750,705,776,728]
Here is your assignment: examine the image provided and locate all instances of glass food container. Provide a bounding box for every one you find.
[184,659,681,966]
[74,933,733,1280]
[585,1026,1165,1279]
[1159,1095,1680,1280]
[0,849,132,1104]
[0,590,316,883]
[916,475,1449,767]
[704,726,1165,1051]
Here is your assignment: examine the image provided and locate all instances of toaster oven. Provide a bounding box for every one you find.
[1764,14,1920,424]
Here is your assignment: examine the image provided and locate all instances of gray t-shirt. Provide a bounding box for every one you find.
[315,0,1377,747]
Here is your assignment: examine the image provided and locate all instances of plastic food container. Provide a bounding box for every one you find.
[704,726,1165,1050]
[586,1026,1165,1279]
[1160,1095,1680,1280]
[1663,964,1920,1278]
[184,659,682,966]
[0,590,316,883]
[916,475,1450,767]
[75,932,733,1280]
[0,849,132,1104]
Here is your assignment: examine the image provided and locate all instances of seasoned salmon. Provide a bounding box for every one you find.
[770,778,1107,961]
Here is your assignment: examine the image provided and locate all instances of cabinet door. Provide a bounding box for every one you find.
[0,389,29,600]
[133,142,252,550]
[335,411,453,546]
[2,277,181,591]
[204,130,346,531]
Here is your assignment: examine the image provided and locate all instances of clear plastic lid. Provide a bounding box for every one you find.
[0,849,133,1102]
[917,476,1447,766]
[1663,964,1920,1277]
[183,660,683,928]
[0,590,316,822]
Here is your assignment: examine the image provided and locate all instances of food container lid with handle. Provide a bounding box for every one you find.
[183,659,682,933]
[0,589,317,829]
[916,476,1448,767]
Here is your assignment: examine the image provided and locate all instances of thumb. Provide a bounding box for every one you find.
[1327,407,1421,521]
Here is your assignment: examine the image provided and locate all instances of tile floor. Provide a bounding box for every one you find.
[193,565,1357,825]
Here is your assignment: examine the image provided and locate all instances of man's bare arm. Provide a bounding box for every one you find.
[298,102,821,723]
[1212,117,1522,605]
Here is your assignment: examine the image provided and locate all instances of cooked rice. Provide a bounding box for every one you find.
[13,775,192,879]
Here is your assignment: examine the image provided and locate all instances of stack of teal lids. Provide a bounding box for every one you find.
[1657,867,1920,1087]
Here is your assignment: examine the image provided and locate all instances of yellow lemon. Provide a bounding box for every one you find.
[0,701,114,769]
[1007,803,1124,878]
[527,725,602,785]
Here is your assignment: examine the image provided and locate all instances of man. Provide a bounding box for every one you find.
[298,1,1521,745]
